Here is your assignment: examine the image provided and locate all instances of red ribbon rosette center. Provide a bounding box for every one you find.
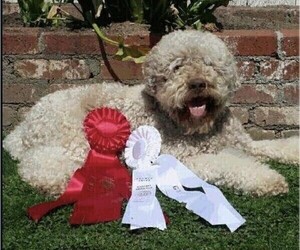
[96,121,118,137]
[27,108,132,225]
[84,108,130,153]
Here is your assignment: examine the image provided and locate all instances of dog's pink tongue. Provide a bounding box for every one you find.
[189,104,206,118]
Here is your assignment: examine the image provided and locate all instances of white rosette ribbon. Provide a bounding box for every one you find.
[122,126,167,230]
[122,125,246,232]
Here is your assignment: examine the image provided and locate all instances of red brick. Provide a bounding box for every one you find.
[232,84,277,104]
[254,107,298,126]
[281,130,299,138]
[218,30,277,56]
[229,107,249,124]
[18,106,31,120]
[282,60,299,80]
[15,59,47,78]
[2,106,16,126]
[124,33,161,48]
[43,31,101,54]
[237,61,256,80]
[3,84,38,103]
[50,60,90,79]
[281,29,299,56]
[283,85,299,104]
[246,127,276,140]
[97,34,156,56]
[260,60,281,80]
[101,60,142,80]
[103,34,161,56]
[14,59,90,80]
[259,60,299,81]
[3,27,40,54]
[149,33,162,47]
[47,84,86,93]
[43,31,145,56]
[105,23,158,43]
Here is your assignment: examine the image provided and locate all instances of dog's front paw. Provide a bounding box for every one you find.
[249,168,289,196]
[185,150,289,196]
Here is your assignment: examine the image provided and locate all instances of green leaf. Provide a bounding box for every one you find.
[114,44,150,64]
[192,20,202,30]
[17,0,52,25]
[130,0,144,23]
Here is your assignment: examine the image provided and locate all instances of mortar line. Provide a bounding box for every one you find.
[275,30,285,60]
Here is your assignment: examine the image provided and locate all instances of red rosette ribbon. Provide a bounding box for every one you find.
[84,107,130,153]
[27,107,132,224]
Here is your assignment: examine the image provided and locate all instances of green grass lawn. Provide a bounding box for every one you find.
[2,149,299,250]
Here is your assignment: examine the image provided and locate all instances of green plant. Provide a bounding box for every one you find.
[74,0,150,63]
[17,0,231,62]
[17,0,52,26]
[17,0,74,26]
[170,0,230,30]
[140,0,173,32]
[98,0,231,32]
[92,0,230,32]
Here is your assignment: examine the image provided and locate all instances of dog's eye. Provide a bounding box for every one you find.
[173,65,182,72]
[169,58,183,72]
[155,75,167,83]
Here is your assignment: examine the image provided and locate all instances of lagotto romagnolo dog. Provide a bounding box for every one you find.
[3,30,299,197]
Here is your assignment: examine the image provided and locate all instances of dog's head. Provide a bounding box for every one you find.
[143,30,240,134]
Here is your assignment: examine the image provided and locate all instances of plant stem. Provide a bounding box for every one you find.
[91,22,119,46]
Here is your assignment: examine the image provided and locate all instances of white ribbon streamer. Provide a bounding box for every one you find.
[155,154,246,232]
[122,125,245,232]
[122,126,166,230]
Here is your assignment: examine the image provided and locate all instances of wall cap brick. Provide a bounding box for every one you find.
[3,27,299,56]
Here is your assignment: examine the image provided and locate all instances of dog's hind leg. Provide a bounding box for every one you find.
[18,146,82,197]
[248,137,299,165]
[184,149,289,196]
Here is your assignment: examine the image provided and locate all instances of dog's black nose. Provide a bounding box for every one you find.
[188,79,207,90]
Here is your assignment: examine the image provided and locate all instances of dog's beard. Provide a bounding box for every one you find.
[170,89,225,134]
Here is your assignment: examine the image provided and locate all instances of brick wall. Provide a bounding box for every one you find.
[2,27,299,139]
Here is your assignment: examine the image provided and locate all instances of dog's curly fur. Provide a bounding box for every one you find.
[3,30,299,196]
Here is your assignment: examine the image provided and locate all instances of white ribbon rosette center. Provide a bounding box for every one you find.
[122,125,245,232]
[124,125,161,169]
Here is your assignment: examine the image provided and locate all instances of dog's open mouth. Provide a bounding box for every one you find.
[176,95,219,123]
[187,97,208,118]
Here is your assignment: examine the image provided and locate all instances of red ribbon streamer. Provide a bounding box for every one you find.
[27,108,131,224]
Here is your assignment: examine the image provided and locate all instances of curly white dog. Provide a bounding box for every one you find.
[3,30,299,196]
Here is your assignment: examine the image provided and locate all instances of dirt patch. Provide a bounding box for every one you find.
[3,13,24,27]
[3,12,150,35]
[103,22,150,36]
